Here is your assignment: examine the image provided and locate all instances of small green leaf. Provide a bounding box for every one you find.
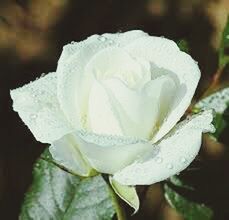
[194,87,229,139]
[164,184,213,220]
[177,39,190,53]
[20,149,120,220]
[219,16,229,68]
[211,113,227,140]
[109,176,139,214]
[169,175,194,191]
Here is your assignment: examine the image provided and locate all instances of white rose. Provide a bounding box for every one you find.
[11,30,214,186]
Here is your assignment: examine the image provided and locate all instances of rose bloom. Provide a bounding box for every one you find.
[11,30,214,186]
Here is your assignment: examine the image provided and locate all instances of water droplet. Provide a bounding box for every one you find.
[155,157,163,163]
[39,90,45,95]
[195,61,198,65]
[71,41,75,44]
[108,39,114,45]
[98,36,107,42]
[181,157,187,163]
[167,163,173,169]
[226,35,229,40]
[30,114,37,120]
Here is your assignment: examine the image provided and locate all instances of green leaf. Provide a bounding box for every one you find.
[20,149,121,220]
[194,87,229,140]
[164,184,213,220]
[177,39,190,53]
[109,176,139,214]
[211,113,227,140]
[169,175,194,191]
[219,16,229,68]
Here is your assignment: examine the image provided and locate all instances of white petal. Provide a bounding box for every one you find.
[56,31,148,129]
[57,34,99,72]
[57,30,147,72]
[10,72,72,143]
[85,47,150,89]
[88,74,176,139]
[101,75,176,139]
[49,134,94,176]
[73,131,153,174]
[125,36,200,142]
[109,176,139,213]
[88,79,123,135]
[113,110,214,185]
[57,38,113,128]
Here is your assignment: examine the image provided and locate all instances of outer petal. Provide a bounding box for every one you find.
[10,72,72,143]
[125,36,201,142]
[113,110,215,185]
[57,35,99,72]
[73,131,153,174]
[49,134,94,176]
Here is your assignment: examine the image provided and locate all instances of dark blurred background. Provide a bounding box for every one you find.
[1,0,229,219]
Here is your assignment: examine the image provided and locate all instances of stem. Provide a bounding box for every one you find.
[201,66,224,99]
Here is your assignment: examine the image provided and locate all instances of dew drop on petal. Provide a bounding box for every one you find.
[39,90,45,95]
[30,114,37,120]
[98,36,107,42]
[181,157,187,163]
[40,73,46,77]
[167,163,173,169]
[155,157,163,163]
[108,39,114,45]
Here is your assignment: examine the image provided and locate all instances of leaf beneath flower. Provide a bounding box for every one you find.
[164,183,213,220]
[194,87,229,140]
[20,149,123,220]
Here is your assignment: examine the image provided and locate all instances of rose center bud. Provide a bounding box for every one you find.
[81,47,178,140]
